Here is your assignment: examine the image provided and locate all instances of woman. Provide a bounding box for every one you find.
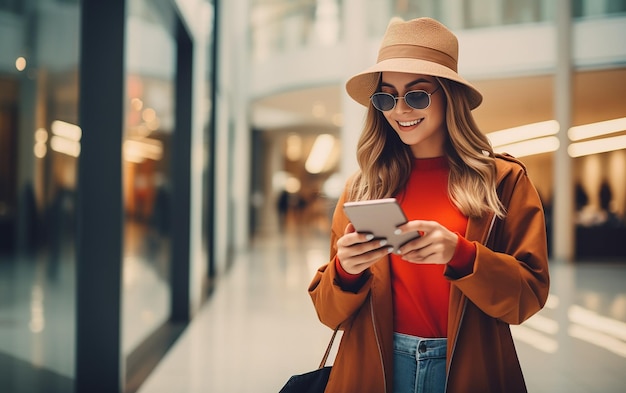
[308,17,549,393]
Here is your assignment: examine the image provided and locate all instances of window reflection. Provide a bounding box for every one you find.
[512,294,626,358]
[0,0,80,387]
[122,1,176,356]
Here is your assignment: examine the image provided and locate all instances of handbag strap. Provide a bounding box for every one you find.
[318,327,340,369]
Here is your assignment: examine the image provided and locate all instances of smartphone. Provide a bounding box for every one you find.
[343,198,420,250]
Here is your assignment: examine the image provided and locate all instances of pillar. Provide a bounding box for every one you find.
[552,0,574,262]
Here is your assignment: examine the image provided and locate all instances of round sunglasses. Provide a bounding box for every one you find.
[370,86,440,112]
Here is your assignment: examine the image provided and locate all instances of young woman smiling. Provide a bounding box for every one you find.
[308,17,550,393]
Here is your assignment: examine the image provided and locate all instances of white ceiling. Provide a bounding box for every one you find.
[251,68,626,134]
[252,84,342,130]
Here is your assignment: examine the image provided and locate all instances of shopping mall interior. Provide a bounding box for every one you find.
[0,0,625,392]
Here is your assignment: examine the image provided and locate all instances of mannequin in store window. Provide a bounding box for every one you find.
[598,180,622,227]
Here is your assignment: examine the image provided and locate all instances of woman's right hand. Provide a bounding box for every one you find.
[336,223,393,274]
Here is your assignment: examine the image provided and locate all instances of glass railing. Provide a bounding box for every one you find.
[250,0,343,62]
[249,0,626,62]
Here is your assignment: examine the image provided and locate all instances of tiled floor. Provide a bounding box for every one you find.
[137,228,333,393]
[138,227,626,393]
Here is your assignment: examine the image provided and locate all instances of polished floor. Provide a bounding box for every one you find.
[137,226,626,393]
[1,221,625,392]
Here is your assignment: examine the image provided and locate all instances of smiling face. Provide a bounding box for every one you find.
[379,72,447,158]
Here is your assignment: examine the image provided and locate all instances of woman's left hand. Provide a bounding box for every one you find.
[394,220,458,264]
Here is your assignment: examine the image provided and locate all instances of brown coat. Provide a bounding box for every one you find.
[309,154,550,393]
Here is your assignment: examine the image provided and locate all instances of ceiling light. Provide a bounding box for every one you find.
[305,134,334,174]
[123,138,163,162]
[487,120,559,148]
[568,117,626,141]
[50,136,81,157]
[568,134,626,157]
[493,136,560,158]
[51,120,82,141]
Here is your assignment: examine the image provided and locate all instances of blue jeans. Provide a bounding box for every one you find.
[393,332,447,393]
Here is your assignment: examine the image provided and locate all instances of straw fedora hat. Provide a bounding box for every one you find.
[346,17,483,109]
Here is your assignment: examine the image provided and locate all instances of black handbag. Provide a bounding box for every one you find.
[278,327,339,393]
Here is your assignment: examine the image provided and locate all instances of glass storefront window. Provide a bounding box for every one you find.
[1,0,215,390]
[0,0,80,391]
[122,0,176,357]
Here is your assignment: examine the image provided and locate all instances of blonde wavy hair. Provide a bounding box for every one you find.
[348,77,506,219]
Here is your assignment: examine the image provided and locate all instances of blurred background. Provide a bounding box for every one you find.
[0,0,625,392]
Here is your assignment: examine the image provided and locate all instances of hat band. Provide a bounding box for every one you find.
[377,44,458,72]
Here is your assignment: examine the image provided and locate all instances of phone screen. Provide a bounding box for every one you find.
[343,198,420,250]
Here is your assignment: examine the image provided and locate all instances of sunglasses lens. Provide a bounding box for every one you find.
[405,91,430,109]
[371,93,395,111]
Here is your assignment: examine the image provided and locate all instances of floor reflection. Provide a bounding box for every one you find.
[1,216,624,393]
[122,219,171,355]
[514,262,626,392]
[138,229,626,393]
[0,217,173,389]
[0,246,75,381]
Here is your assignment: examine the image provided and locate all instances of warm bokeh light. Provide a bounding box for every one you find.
[284,176,301,193]
[305,134,335,174]
[487,120,559,147]
[34,128,48,143]
[33,144,47,158]
[146,118,160,131]
[131,97,144,111]
[487,121,560,158]
[33,128,48,158]
[123,138,163,162]
[15,56,26,71]
[322,173,344,199]
[568,135,626,158]
[142,108,157,123]
[51,120,82,141]
[493,136,560,158]
[332,113,343,127]
[51,136,81,157]
[312,102,326,118]
[285,134,302,161]
[28,285,45,333]
[568,117,626,141]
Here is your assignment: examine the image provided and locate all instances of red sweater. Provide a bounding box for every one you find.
[337,156,476,337]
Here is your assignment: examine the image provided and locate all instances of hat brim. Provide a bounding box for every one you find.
[346,58,483,109]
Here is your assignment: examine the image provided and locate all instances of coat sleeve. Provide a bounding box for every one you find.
[308,184,375,330]
[445,161,550,325]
